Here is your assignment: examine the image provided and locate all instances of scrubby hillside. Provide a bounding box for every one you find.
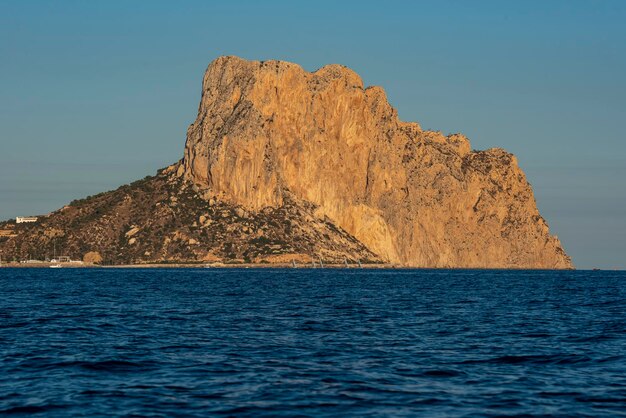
[0,164,379,265]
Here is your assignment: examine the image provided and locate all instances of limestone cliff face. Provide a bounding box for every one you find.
[183,56,571,268]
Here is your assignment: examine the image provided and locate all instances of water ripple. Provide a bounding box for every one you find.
[0,268,625,416]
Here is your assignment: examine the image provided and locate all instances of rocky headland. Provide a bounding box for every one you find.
[0,56,572,268]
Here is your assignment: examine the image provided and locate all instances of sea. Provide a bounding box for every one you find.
[0,268,624,417]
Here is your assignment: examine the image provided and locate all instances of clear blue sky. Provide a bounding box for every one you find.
[1,0,624,269]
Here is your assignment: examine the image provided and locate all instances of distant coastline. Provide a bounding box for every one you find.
[0,262,397,269]
[0,262,581,270]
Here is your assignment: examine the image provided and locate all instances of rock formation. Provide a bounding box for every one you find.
[0,56,572,268]
[183,56,571,268]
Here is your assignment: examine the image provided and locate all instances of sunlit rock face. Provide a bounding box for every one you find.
[183,56,572,268]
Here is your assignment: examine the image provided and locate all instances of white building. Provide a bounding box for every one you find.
[16,216,38,224]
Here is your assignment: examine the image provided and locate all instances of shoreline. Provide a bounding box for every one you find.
[0,262,395,269]
[0,262,582,270]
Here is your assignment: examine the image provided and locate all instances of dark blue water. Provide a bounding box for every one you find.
[0,269,624,417]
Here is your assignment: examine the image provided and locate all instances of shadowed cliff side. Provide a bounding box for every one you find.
[183,56,571,268]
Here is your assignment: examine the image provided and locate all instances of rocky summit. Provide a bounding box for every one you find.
[0,56,572,268]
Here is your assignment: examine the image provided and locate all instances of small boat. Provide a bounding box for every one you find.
[49,241,64,268]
